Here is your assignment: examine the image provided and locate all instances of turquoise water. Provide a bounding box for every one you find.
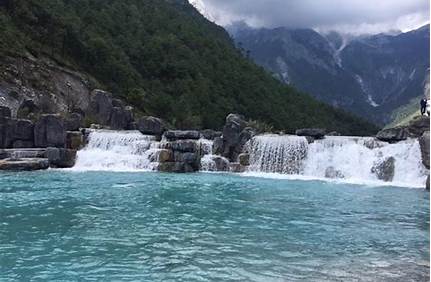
[0,172,429,281]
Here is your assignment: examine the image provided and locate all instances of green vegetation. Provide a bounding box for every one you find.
[0,0,378,135]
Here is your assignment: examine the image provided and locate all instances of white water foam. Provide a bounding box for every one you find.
[246,135,428,188]
[71,130,159,171]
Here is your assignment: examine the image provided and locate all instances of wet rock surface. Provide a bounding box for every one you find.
[296,128,326,139]
[371,157,395,182]
[376,127,408,143]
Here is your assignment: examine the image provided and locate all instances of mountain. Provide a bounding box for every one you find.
[229,23,430,125]
[0,0,377,135]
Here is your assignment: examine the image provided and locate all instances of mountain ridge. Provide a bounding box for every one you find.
[0,0,378,135]
[229,23,430,125]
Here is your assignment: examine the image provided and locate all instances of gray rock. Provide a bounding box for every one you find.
[164,130,200,140]
[161,140,198,153]
[13,140,34,148]
[174,152,199,168]
[12,119,34,141]
[376,127,408,143]
[200,129,222,140]
[325,166,344,179]
[201,155,230,172]
[222,114,249,160]
[0,118,14,148]
[110,107,130,130]
[34,114,66,148]
[89,89,113,125]
[46,147,77,168]
[223,114,247,148]
[371,157,395,182]
[153,149,173,163]
[238,153,250,166]
[0,148,47,159]
[0,106,11,119]
[419,131,430,169]
[0,158,49,171]
[66,131,84,150]
[137,116,166,136]
[406,116,430,138]
[17,99,40,119]
[229,162,246,173]
[212,137,224,155]
[327,131,341,136]
[296,128,326,139]
[65,113,83,131]
[157,162,195,173]
[111,99,125,108]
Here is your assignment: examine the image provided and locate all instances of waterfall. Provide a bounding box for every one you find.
[248,135,308,174]
[247,135,428,187]
[72,130,159,171]
[199,139,229,172]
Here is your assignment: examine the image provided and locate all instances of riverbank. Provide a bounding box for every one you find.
[0,89,429,188]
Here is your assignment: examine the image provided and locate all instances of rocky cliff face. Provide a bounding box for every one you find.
[230,24,430,125]
[0,54,97,117]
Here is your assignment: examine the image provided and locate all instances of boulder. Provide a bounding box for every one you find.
[153,149,173,163]
[0,119,14,148]
[201,155,230,172]
[222,113,247,149]
[65,113,84,131]
[137,116,166,136]
[229,162,246,173]
[0,158,49,171]
[406,116,430,138]
[0,106,11,119]
[89,89,113,125]
[238,153,250,166]
[327,131,341,136]
[371,157,395,182]
[109,107,130,130]
[111,99,125,108]
[376,127,408,143]
[164,130,200,141]
[161,140,198,153]
[296,128,326,139]
[66,131,84,150]
[212,137,224,155]
[17,99,40,119]
[174,152,199,168]
[325,166,344,179]
[46,147,77,168]
[34,114,66,148]
[239,127,256,148]
[200,129,222,140]
[12,119,34,142]
[419,131,430,169]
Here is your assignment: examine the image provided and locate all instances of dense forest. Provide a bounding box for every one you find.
[0,0,379,135]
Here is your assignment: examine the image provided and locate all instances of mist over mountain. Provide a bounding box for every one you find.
[228,23,430,124]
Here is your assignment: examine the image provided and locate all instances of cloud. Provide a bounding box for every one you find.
[197,0,430,34]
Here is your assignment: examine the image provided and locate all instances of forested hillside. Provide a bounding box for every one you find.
[0,0,378,135]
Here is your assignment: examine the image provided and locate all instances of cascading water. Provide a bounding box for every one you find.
[72,130,159,171]
[247,135,429,187]
[199,139,229,172]
[248,135,308,174]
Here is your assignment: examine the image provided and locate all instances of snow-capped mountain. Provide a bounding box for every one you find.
[228,23,430,124]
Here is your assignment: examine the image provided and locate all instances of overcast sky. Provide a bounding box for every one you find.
[195,0,430,34]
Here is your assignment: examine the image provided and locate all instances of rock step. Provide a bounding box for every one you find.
[0,158,49,171]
